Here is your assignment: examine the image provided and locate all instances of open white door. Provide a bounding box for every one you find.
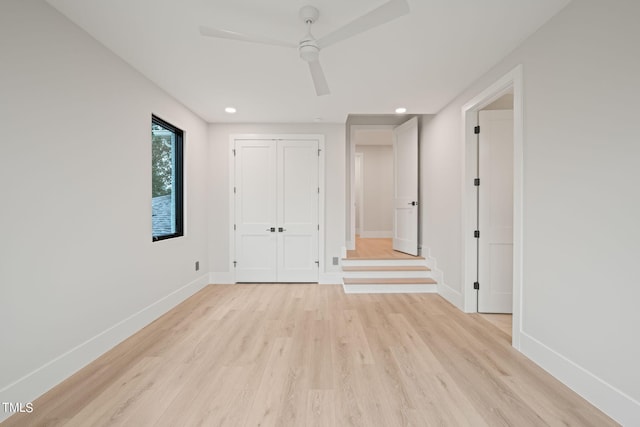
[478,110,514,313]
[392,117,419,256]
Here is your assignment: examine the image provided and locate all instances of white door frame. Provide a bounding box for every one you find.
[461,65,524,349]
[354,152,364,236]
[229,134,326,283]
[347,125,394,250]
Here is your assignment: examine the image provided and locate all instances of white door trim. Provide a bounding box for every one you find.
[229,134,326,283]
[460,64,524,350]
[355,152,364,236]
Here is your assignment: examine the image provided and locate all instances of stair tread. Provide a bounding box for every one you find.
[342,266,430,272]
[343,277,438,285]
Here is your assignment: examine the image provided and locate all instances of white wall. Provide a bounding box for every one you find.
[420,0,640,423]
[355,145,393,237]
[207,123,345,282]
[0,1,209,419]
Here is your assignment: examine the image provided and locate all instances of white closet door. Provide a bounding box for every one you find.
[478,110,514,313]
[277,140,319,282]
[234,140,277,282]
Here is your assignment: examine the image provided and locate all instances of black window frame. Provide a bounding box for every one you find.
[151,114,184,242]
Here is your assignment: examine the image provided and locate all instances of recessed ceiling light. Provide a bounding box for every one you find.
[395,107,407,114]
[225,107,237,114]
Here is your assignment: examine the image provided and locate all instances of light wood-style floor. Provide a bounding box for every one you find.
[3,285,616,426]
[480,313,513,337]
[347,236,421,259]
[352,237,514,338]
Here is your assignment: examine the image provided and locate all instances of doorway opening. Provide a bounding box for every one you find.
[350,127,396,259]
[462,65,524,349]
[354,131,394,239]
[346,117,420,259]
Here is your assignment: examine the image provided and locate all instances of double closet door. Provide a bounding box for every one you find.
[234,138,320,283]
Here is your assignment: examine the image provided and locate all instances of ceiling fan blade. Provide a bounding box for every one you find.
[199,26,297,48]
[308,60,330,96]
[317,0,410,49]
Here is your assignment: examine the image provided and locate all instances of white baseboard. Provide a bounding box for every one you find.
[319,272,343,285]
[210,272,341,285]
[422,249,464,310]
[0,274,209,423]
[360,230,393,238]
[520,332,640,425]
[437,283,464,310]
[210,271,234,284]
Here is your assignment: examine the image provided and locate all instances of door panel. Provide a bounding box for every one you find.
[277,140,319,282]
[237,234,277,282]
[234,140,277,282]
[478,110,514,313]
[392,117,419,256]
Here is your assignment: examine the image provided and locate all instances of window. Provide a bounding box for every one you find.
[151,115,183,241]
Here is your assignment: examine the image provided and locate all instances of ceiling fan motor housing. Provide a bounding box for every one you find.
[299,39,320,62]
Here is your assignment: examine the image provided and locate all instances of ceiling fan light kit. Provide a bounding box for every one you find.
[199,0,410,96]
[299,40,320,63]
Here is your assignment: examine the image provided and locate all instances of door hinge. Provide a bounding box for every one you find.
[234,224,236,230]
[233,261,237,268]
[232,148,236,156]
[317,224,320,230]
[315,260,319,267]
[474,230,480,238]
[318,148,321,156]
[473,281,480,290]
[317,187,320,194]
[234,186,236,194]
[474,178,480,186]
[474,125,480,134]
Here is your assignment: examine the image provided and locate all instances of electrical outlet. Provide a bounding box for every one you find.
[332,257,339,265]
[195,261,200,271]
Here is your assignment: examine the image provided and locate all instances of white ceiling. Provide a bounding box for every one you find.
[45,0,569,123]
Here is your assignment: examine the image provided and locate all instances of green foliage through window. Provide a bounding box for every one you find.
[152,124,174,197]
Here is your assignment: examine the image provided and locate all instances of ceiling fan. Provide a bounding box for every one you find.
[199,0,410,96]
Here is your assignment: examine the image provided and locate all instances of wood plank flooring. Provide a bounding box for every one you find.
[2,285,616,426]
[347,237,421,260]
[480,313,513,337]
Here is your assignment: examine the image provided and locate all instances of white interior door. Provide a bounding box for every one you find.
[277,140,319,282]
[392,117,419,256]
[234,138,319,283]
[478,110,514,313]
[234,140,277,282]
